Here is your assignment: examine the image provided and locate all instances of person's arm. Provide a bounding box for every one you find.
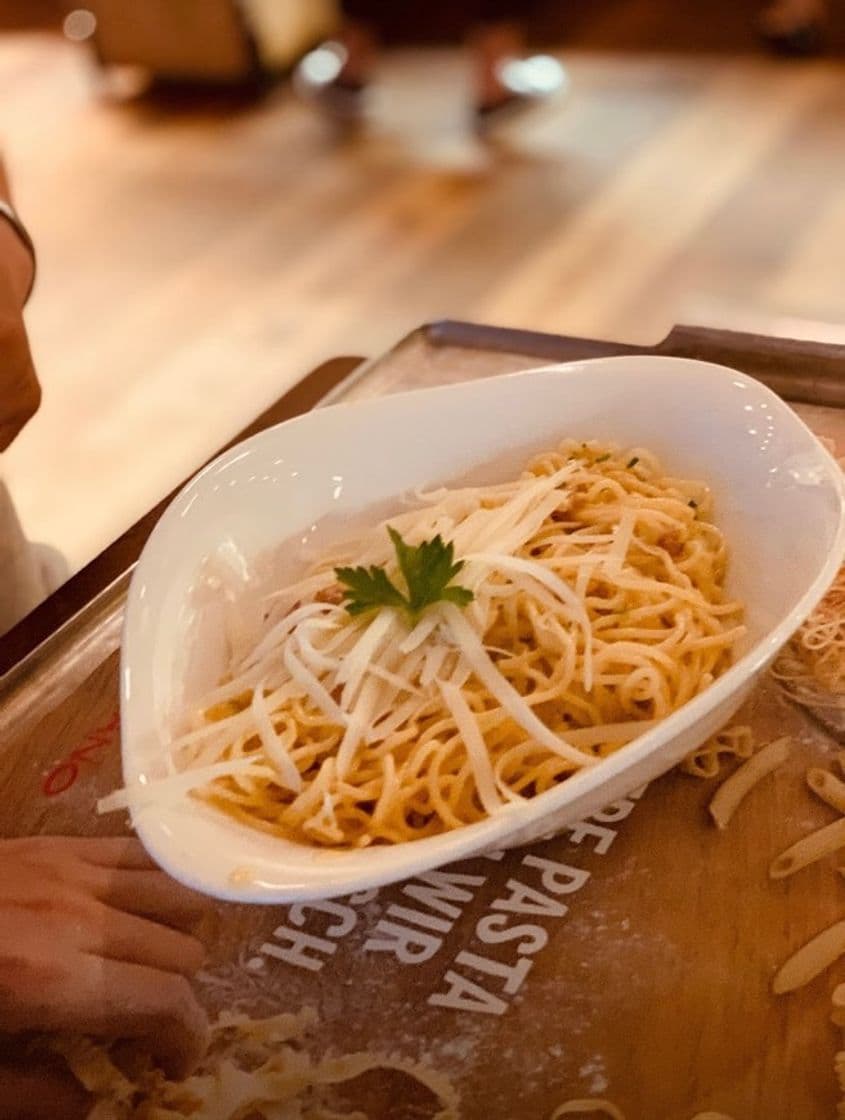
[0,836,211,1120]
[0,160,40,452]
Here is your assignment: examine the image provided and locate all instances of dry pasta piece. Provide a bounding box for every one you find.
[770,817,845,879]
[681,725,754,780]
[837,1050,845,1120]
[837,1048,845,1092]
[708,737,790,830]
[831,981,845,1027]
[773,920,845,994]
[48,1009,461,1119]
[548,1106,733,1120]
[807,768,845,815]
[550,1104,625,1120]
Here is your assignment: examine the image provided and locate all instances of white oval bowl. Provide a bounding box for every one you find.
[121,355,845,903]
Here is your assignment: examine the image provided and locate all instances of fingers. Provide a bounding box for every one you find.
[88,958,210,1080]
[0,1058,91,1120]
[4,835,157,871]
[71,837,159,871]
[37,956,210,1080]
[85,867,209,932]
[88,904,205,977]
[8,836,211,931]
[0,318,40,452]
[0,836,212,1084]
[0,923,208,1078]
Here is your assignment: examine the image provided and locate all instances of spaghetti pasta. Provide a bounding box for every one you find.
[109,440,744,849]
[772,565,845,709]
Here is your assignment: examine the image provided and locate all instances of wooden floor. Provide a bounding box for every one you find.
[0,31,843,574]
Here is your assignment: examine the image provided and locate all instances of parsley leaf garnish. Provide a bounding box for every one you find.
[331,563,407,617]
[335,528,473,625]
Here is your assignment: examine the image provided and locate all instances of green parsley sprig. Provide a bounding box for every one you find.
[335,527,474,626]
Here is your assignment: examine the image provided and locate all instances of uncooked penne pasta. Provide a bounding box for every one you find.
[807,768,845,815]
[550,1103,625,1120]
[770,817,845,879]
[773,920,845,994]
[708,737,790,830]
[549,1106,734,1120]
[831,981,845,1027]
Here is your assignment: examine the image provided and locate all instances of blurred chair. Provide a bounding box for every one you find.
[245,0,338,71]
[758,0,827,54]
[79,0,337,83]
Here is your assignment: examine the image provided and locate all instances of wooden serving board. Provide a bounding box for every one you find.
[1,323,844,1120]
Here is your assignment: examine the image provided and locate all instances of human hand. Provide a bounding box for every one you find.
[0,1051,92,1120]
[0,200,39,452]
[0,836,210,1102]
